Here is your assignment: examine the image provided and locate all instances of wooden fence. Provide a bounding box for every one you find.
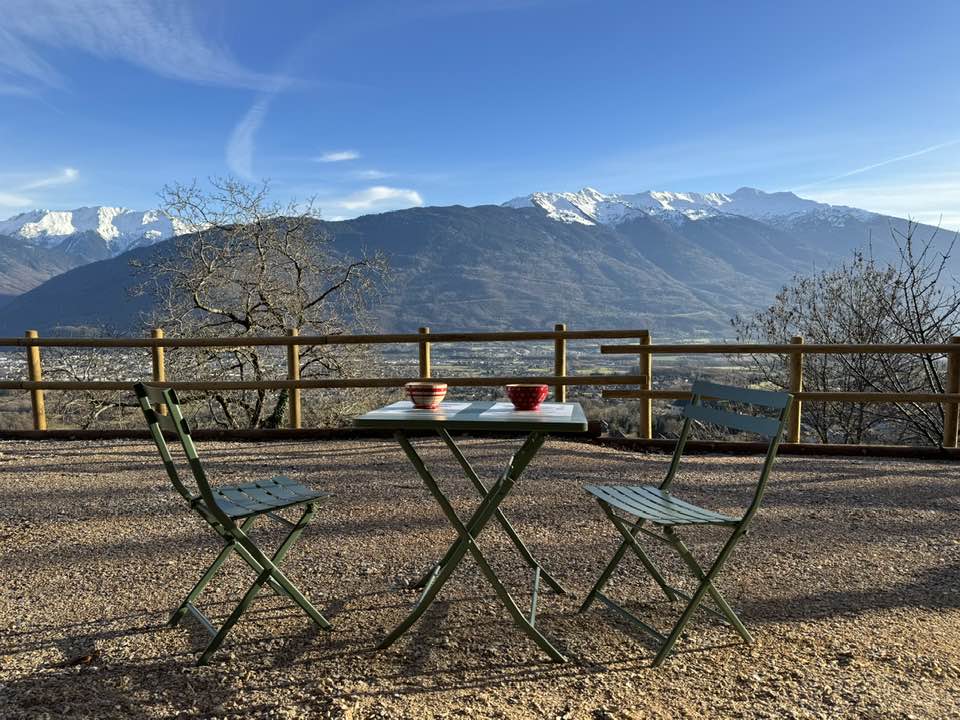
[0,325,648,431]
[2,327,960,448]
[600,334,960,448]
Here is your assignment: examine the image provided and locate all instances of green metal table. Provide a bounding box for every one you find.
[354,399,588,662]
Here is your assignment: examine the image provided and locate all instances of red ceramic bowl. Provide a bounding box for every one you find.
[405,381,448,409]
[505,383,549,411]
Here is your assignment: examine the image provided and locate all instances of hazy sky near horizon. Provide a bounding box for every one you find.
[2,0,960,228]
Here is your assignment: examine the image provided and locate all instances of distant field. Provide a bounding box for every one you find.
[0,390,31,430]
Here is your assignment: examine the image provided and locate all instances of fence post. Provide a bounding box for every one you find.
[151,328,167,415]
[25,330,46,431]
[788,335,804,443]
[418,327,431,378]
[638,333,652,439]
[942,336,960,448]
[554,323,567,402]
[287,328,302,430]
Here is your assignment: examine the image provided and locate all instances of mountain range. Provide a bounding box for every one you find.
[0,206,187,304]
[0,206,185,255]
[504,186,870,225]
[0,189,952,337]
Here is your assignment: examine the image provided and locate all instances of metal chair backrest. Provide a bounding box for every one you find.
[660,380,792,523]
[133,382,230,526]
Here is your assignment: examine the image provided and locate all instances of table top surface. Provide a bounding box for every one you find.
[354,400,588,433]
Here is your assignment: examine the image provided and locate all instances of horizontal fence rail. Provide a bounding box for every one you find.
[1,375,645,392]
[601,342,960,354]
[602,389,960,403]
[0,326,649,433]
[0,328,650,349]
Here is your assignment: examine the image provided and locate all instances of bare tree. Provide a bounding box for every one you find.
[133,177,388,429]
[732,221,960,445]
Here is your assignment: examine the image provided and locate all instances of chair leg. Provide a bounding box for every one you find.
[193,506,330,665]
[579,523,636,612]
[666,529,753,644]
[233,505,332,631]
[602,504,677,603]
[652,527,747,668]
[263,565,332,631]
[580,503,675,612]
[198,568,273,665]
[170,515,257,627]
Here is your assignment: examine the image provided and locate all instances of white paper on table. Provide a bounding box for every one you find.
[373,401,472,415]
[478,402,574,418]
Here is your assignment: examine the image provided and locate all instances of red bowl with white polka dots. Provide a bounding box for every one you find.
[505,384,549,411]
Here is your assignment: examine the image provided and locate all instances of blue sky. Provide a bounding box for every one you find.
[2,0,960,227]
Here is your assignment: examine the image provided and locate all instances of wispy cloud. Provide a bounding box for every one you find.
[21,166,78,190]
[329,185,424,214]
[353,169,391,179]
[226,99,272,180]
[0,192,32,209]
[0,166,81,215]
[806,175,960,232]
[316,150,360,163]
[0,0,280,95]
[796,139,960,190]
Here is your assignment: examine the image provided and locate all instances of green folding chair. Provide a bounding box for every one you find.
[580,380,791,667]
[133,382,332,665]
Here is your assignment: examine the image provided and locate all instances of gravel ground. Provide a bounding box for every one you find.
[1,437,959,719]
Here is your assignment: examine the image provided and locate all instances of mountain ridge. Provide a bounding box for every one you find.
[1,188,953,338]
[0,206,185,252]
[0,206,186,298]
[0,200,945,338]
[503,186,873,226]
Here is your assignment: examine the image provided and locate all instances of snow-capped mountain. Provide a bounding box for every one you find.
[1,194,950,336]
[504,187,875,227]
[0,206,185,255]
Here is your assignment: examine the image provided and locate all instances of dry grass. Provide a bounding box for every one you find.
[1,438,959,719]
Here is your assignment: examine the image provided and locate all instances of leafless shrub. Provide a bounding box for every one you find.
[732,221,960,446]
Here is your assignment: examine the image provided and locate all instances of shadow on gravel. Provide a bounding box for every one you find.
[0,612,164,658]
[743,561,960,622]
[0,657,236,719]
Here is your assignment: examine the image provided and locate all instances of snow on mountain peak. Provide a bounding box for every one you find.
[0,206,182,254]
[503,187,874,227]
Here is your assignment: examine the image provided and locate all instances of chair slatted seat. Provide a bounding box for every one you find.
[133,382,333,665]
[206,478,330,518]
[580,380,792,667]
[583,484,739,525]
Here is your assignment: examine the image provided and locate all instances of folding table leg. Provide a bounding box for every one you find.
[460,499,566,661]
[377,440,507,650]
[434,428,566,595]
[457,431,566,661]
[381,431,566,662]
